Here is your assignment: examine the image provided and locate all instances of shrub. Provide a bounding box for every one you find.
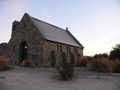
[94,53,108,58]
[112,59,120,73]
[56,52,74,80]
[0,56,10,71]
[90,58,112,73]
[78,57,88,67]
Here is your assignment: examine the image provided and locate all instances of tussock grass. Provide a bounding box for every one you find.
[0,56,11,71]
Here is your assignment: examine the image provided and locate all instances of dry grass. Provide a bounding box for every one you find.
[111,59,120,73]
[0,56,10,71]
[90,58,112,73]
[90,57,120,73]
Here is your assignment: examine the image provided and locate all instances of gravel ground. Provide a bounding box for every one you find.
[0,67,119,90]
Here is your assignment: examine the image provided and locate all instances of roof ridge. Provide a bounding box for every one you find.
[31,16,66,31]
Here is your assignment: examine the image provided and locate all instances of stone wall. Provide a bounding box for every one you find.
[42,40,83,66]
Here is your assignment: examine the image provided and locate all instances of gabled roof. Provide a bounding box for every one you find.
[27,14,83,48]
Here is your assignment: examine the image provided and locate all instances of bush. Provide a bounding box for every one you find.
[78,57,88,67]
[90,57,120,73]
[90,58,112,73]
[0,56,10,71]
[94,53,108,58]
[112,59,120,73]
[56,52,74,80]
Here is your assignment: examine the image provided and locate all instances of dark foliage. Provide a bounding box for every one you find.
[56,52,74,81]
[94,53,108,58]
[110,44,120,60]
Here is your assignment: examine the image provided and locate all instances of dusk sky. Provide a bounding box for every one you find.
[0,0,120,56]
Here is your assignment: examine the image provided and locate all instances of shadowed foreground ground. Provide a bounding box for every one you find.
[0,67,119,90]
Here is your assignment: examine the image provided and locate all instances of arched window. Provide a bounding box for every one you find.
[67,47,70,56]
[49,51,56,67]
[70,53,75,64]
[57,45,62,52]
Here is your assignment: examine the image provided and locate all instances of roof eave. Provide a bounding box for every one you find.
[45,39,82,48]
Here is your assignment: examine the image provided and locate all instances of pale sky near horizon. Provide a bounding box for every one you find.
[0,0,120,56]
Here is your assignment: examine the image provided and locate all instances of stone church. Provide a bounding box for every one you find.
[8,13,84,66]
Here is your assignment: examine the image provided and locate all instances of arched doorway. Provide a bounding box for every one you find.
[19,41,28,63]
